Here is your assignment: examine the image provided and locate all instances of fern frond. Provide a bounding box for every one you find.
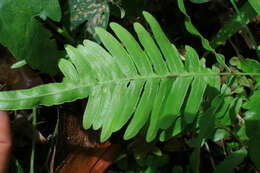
[0,12,221,142]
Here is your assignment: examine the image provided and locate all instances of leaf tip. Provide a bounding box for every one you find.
[133,22,142,30]
[100,131,111,143]
[142,11,150,17]
[94,27,105,36]
[109,22,118,28]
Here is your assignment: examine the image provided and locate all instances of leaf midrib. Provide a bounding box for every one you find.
[1,72,260,101]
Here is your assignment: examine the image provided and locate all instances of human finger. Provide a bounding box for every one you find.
[0,111,11,173]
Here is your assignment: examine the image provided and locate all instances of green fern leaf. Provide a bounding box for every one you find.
[0,12,220,142]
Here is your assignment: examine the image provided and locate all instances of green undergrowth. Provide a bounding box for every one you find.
[0,0,260,172]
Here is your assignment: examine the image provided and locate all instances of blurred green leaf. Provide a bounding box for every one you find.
[172,166,183,173]
[190,0,210,4]
[199,94,224,139]
[136,154,170,168]
[211,2,257,48]
[229,97,243,123]
[236,125,249,141]
[249,0,260,14]
[11,60,27,69]
[159,117,184,142]
[0,0,62,74]
[244,90,260,110]
[244,90,260,169]
[214,148,247,173]
[245,113,260,140]
[145,155,170,168]
[191,87,230,173]
[190,146,201,173]
[248,138,260,170]
[213,129,229,142]
[143,167,156,173]
[230,57,260,82]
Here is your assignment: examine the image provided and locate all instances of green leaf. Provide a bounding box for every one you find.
[190,146,201,173]
[11,60,27,69]
[110,80,144,133]
[0,82,88,110]
[248,138,260,170]
[15,158,25,173]
[249,0,260,14]
[177,0,229,71]
[199,106,218,139]
[143,11,184,73]
[229,97,243,123]
[63,0,109,41]
[159,117,183,142]
[244,90,260,169]
[133,22,168,75]
[211,2,257,48]
[172,166,183,173]
[0,0,62,74]
[1,12,258,143]
[190,91,228,172]
[236,125,249,141]
[58,58,79,82]
[110,22,153,75]
[143,167,155,173]
[212,129,229,142]
[124,80,159,140]
[244,90,260,110]
[140,154,170,168]
[159,77,193,129]
[190,0,210,4]
[214,148,247,173]
[183,46,207,123]
[146,79,173,142]
[240,58,260,82]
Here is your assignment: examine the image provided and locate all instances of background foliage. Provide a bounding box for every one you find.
[0,0,62,74]
[0,0,259,172]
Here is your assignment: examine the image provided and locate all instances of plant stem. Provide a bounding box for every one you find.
[217,124,245,148]
[230,0,258,53]
[211,1,257,49]
[45,19,75,44]
[166,72,260,78]
[30,108,37,173]
[43,106,60,172]
[49,107,60,173]
[205,142,216,169]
